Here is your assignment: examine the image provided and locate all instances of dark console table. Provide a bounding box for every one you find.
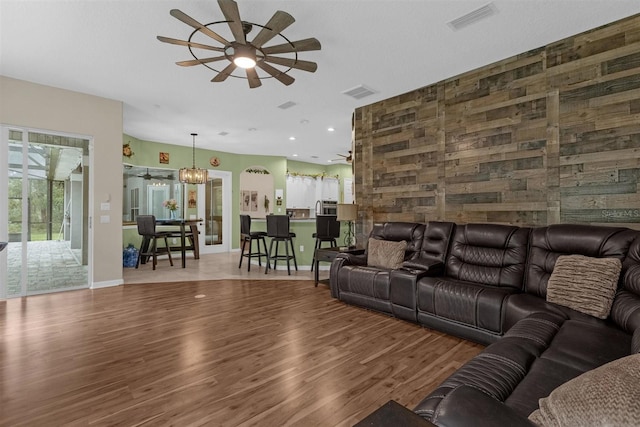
[313,245,364,286]
[354,400,435,426]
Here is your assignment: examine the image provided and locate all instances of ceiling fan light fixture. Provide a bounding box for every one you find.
[232,44,257,68]
[179,133,208,185]
[158,0,321,88]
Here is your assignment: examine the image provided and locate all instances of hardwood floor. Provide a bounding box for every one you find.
[1,280,483,426]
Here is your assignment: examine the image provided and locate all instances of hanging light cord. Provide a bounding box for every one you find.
[191,133,197,168]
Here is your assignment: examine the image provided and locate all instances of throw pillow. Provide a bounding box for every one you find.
[367,238,407,269]
[546,254,621,319]
[528,354,640,426]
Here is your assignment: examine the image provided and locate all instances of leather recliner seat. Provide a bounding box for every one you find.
[330,222,425,315]
[416,223,530,344]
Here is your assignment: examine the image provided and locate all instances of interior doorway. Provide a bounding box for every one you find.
[197,170,231,254]
[1,126,90,298]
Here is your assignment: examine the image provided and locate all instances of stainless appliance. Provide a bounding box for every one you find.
[320,200,337,215]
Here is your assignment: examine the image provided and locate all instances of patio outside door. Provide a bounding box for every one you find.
[1,126,90,298]
[197,170,231,254]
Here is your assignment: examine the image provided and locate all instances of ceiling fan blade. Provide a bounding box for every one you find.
[246,68,262,88]
[170,9,229,46]
[264,56,317,72]
[256,61,294,86]
[218,0,245,44]
[261,38,321,55]
[157,36,224,52]
[176,56,228,66]
[251,11,295,48]
[211,62,237,82]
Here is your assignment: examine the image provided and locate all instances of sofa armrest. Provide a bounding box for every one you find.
[402,259,444,275]
[329,253,367,299]
[427,385,537,427]
[336,252,368,266]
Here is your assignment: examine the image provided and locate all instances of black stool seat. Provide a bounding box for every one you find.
[311,215,340,271]
[266,215,298,275]
[239,215,269,271]
[135,215,174,270]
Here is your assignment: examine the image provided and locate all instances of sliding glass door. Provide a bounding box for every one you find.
[1,126,90,298]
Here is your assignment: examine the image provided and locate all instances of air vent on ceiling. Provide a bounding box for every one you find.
[448,3,497,31]
[342,85,378,100]
[278,101,297,110]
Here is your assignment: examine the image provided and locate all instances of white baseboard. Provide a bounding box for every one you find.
[91,279,123,289]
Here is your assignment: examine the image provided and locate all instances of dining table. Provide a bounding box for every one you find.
[155,218,202,268]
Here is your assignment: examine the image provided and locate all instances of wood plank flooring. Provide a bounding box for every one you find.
[1,280,483,426]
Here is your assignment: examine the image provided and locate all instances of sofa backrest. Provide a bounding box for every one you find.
[419,221,455,264]
[445,223,530,289]
[525,224,638,298]
[368,222,425,261]
[612,235,640,335]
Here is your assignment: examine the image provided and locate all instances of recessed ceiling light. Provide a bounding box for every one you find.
[292,154,298,157]
[289,136,296,141]
[311,155,318,159]
[327,127,335,132]
[327,160,333,163]
[248,127,257,131]
[300,119,309,124]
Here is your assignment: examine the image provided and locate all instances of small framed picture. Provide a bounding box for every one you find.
[188,190,197,208]
[159,152,170,164]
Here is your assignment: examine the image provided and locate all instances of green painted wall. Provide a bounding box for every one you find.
[122,134,353,261]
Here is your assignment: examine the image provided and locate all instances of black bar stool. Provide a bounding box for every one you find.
[135,215,173,270]
[238,214,269,271]
[266,215,298,275]
[311,215,340,271]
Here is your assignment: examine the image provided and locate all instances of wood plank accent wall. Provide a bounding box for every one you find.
[354,13,640,234]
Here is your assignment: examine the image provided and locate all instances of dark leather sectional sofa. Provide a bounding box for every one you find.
[329,221,640,425]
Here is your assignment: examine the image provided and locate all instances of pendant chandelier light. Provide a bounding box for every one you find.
[179,133,208,184]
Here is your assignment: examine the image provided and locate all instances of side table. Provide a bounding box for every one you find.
[313,246,364,286]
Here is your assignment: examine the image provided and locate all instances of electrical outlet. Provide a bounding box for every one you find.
[300,245,304,252]
[172,238,177,244]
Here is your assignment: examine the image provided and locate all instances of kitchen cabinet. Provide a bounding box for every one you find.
[318,177,339,201]
[286,175,316,208]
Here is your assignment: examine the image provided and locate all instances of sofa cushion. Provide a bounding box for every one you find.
[546,255,621,319]
[525,224,637,298]
[417,276,517,334]
[367,238,407,269]
[528,354,640,426]
[445,223,529,290]
[367,222,425,261]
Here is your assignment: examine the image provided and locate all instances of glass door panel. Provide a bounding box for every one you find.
[205,178,222,246]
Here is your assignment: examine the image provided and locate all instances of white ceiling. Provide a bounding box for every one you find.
[2,1,640,165]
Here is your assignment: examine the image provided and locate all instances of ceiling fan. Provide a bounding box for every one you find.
[157,0,321,88]
[332,151,353,163]
[136,169,174,181]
